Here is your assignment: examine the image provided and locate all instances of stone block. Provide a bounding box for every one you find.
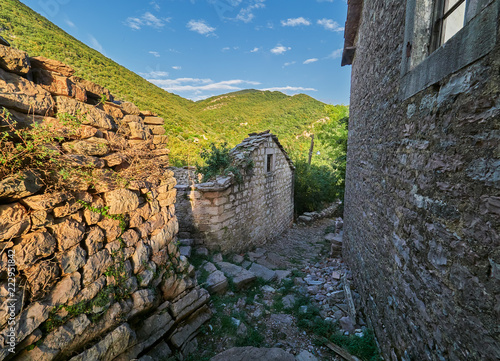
[169,305,211,348]
[30,56,75,77]
[152,135,168,145]
[120,101,140,115]
[25,260,62,300]
[68,323,135,361]
[217,262,256,289]
[55,96,116,130]
[32,68,80,99]
[143,116,164,125]
[0,67,54,115]
[104,188,140,215]
[82,249,113,285]
[248,263,277,282]
[206,270,228,294]
[70,76,113,101]
[170,287,210,320]
[62,137,110,156]
[129,289,156,318]
[0,171,42,201]
[148,125,166,135]
[52,218,86,251]
[0,202,31,242]
[0,44,30,75]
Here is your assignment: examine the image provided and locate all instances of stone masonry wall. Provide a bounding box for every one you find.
[343,1,500,360]
[175,133,294,254]
[0,42,210,360]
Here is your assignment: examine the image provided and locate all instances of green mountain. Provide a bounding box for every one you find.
[0,0,197,129]
[0,0,348,166]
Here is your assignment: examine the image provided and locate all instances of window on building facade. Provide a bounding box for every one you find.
[430,0,468,51]
[266,154,274,173]
[400,0,497,99]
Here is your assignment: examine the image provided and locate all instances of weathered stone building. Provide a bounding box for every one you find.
[175,131,295,253]
[342,0,499,360]
[0,43,209,360]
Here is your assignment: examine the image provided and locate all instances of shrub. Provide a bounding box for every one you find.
[196,142,252,183]
[293,158,343,215]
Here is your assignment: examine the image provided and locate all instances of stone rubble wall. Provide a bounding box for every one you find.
[0,43,209,361]
[343,1,500,360]
[175,135,294,253]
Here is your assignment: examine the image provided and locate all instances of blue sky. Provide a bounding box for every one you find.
[20,0,351,104]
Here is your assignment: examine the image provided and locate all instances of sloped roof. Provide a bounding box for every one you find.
[230,130,295,171]
[341,0,364,66]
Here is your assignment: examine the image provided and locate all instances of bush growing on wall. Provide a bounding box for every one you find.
[196,142,253,183]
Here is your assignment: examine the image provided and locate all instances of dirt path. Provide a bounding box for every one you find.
[175,217,380,361]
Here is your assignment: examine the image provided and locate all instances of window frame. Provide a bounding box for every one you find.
[265,148,275,174]
[430,0,468,52]
[399,0,497,100]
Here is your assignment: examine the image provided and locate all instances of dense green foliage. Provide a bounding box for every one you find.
[290,105,349,214]
[196,142,254,183]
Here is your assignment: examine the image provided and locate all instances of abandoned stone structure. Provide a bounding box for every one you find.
[342,0,499,360]
[0,43,210,360]
[175,131,295,253]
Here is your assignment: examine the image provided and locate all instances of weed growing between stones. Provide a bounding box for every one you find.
[0,107,82,186]
[77,199,127,232]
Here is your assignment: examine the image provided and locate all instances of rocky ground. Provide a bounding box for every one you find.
[165,216,380,361]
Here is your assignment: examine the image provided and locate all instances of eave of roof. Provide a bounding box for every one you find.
[341,0,364,66]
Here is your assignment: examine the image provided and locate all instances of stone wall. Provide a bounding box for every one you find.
[175,132,295,254]
[343,1,500,360]
[0,43,209,360]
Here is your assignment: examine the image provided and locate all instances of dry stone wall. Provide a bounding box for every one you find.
[0,43,209,360]
[175,132,295,254]
[343,1,500,360]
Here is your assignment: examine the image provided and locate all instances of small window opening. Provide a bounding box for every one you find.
[431,0,467,51]
[266,154,273,173]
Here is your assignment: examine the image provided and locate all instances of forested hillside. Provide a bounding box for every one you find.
[0,0,349,212]
[0,0,347,167]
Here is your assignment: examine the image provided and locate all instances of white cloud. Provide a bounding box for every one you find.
[326,48,343,59]
[65,18,76,28]
[149,51,160,57]
[235,0,265,23]
[172,66,182,70]
[271,45,291,55]
[317,18,344,32]
[88,35,105,54]
[250,47,260,53]
[147,77,261,99]
[283,61,296,67]
[139,70,169,78]
[222,46,240,52]
[187,19,216,35]
[125,12,170,30]
[150,0,160,11]
[303,58,319,64]
[281,17,311,27]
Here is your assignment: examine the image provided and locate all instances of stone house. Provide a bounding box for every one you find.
[342,1,499,360]
[175,131,295,253]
